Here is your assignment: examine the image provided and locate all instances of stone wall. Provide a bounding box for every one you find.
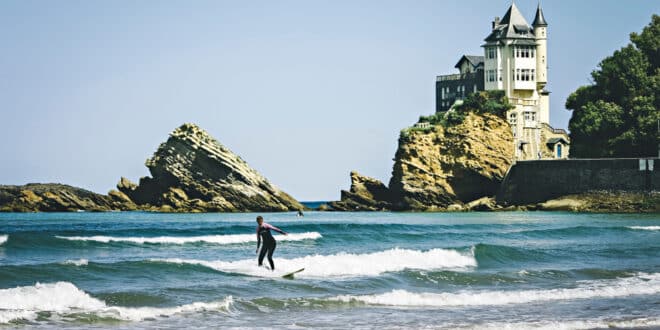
[497,158,660,205]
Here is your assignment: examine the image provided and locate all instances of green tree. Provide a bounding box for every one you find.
[566,15,659,157]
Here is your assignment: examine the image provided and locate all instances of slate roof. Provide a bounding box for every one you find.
[484,3,536,43]
[546,137,569,145]
[532,4,548,27]
[454,55,485,69]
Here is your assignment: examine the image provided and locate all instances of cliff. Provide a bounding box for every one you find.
[330,112,514,211]
[388,112,514,210]
[0,183,135,212]
[117,123,304,212]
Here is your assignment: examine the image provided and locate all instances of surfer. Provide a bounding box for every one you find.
[256,216,287,271]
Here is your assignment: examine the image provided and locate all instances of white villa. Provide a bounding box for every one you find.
[436,2,569,160]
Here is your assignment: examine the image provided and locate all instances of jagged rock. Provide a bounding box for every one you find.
[388,113,514,210]
[0,184,136,212]
[465,196,498,211]
[329,171,392,211]
[118,123,304,212]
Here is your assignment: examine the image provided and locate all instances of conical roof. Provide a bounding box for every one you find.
[532,4,548,27]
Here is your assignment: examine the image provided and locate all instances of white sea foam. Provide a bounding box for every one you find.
[628,226,660,231]
[331,272,660,307]
[156,247,476,278]
[55,232,321,245]
[0,235,7,246]
[452,317,660,330]
[0,282,232,324]
[61,259,89,266]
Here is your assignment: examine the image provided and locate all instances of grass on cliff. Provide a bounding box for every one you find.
[406,91,514,137]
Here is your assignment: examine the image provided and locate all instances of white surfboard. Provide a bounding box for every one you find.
[282,268,305,279]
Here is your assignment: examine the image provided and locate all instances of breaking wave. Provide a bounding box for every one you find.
[61,259,89,266]
[55,232,321,245]
[628,226,660,231]
[155,247,477,278]
[0,235,7,246]
[331,272,660,307]
[0,282,232,324]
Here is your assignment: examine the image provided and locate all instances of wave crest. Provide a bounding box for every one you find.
[0,235,7,246]
[55,232,321,245]
[155,247,476,278]
[331,272,660,307]
[628,226,660,231]
[0,282,232,324]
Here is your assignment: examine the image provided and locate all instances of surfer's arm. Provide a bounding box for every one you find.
[267,223,287,235]
[256,228,261,253]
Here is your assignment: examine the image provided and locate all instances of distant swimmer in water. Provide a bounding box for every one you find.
[297,209,304,217]
[256,216,287,270]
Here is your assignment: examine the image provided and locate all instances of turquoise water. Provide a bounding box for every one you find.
[0,211,659,329]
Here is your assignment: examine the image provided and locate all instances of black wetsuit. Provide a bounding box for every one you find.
[257,223,280,270]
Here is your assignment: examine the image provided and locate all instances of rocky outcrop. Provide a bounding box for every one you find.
[329,171,392,211]
[329,112,514,211]
[388,112,514,210]
[0,184,135,212]
[117,123,304,212]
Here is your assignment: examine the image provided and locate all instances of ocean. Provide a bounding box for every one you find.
[0,211,659,329]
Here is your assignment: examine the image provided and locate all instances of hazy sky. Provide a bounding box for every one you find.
[1,1,658,201]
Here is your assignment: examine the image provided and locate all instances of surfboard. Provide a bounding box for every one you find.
[282,268,305,279]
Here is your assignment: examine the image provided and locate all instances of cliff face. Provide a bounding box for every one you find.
[388,113,514,210]
[0,184,135,212]
[330,112,514,211]
[118,123,304,212]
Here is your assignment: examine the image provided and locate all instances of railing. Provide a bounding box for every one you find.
[437,72,480,82]
[508,97,538,106]
[540,122,568,134]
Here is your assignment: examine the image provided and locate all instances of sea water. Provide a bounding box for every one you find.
[0,211,659,329]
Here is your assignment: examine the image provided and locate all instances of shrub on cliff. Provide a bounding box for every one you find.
[455,90,513,119]
[566,15,659,158]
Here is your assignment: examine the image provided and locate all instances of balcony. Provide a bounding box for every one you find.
[509,97,538,107]
[437,72,480,82]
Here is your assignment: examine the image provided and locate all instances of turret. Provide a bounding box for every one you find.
[533,3,548,86]
[533,3,549,124]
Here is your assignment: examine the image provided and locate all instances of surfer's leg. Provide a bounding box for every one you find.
[258,246,267,266]
[267,242,276,270]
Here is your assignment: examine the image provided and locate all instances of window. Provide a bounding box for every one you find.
[516,69,535,81]
[487,70,496,82]
[514,46,535,58]
[487,47,496,59]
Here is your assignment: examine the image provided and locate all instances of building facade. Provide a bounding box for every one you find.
[435,3,569,160]
[436,56,484,112]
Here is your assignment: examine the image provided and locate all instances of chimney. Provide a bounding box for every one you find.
[492,17,500,30]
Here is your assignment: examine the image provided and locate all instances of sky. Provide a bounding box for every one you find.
[1,1,658,201]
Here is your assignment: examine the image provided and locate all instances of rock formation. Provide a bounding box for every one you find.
[0,184,135,212]
[329,112,515,211]
[388,113,514,210]
[117,123,304,212]
[329,171,392,211]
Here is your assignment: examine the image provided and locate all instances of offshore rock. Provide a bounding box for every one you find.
[118,123,304,212]
[329,171,392,211]
[388,113,514,210]
[0,183,135,212]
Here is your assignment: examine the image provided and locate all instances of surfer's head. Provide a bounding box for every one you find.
[256,216,263,225]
